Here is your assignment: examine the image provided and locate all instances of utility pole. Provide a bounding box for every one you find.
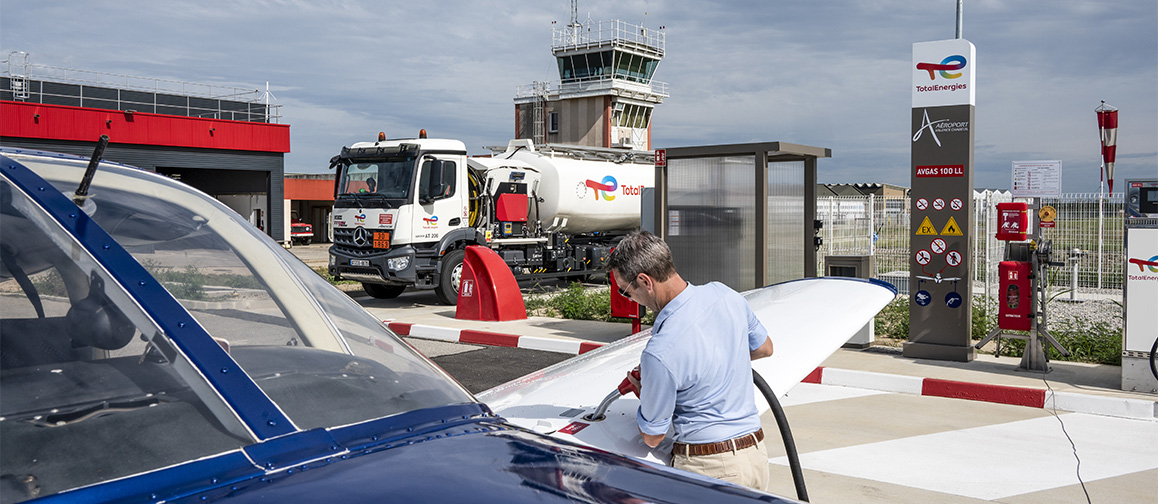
[956,0,964,39]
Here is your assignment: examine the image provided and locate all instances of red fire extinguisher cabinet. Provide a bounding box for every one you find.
[998,261,1033,331]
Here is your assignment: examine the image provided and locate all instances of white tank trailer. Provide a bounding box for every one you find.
[328,134,654,304]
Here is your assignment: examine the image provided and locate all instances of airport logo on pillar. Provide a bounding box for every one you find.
[585,176,618,201]
[913,109,969,148]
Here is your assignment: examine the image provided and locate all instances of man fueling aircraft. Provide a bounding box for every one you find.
[608,231,774,491]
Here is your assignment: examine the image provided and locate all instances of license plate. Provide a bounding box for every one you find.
[350,259,370,267]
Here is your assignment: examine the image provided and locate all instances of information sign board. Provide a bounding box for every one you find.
[1011,160,1062,198]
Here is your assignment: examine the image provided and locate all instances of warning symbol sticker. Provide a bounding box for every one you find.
[946,250,962,267]
[932,198,946,211]
[915,249,932,265]
[940,216,963,236]
[916,216,938,235]
[915,198,929,211]
[930,238,947,254]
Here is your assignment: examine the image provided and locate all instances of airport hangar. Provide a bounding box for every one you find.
[0,72,291,242]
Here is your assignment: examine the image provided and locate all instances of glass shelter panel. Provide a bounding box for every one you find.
[768,160,805,284]
[666,156,757,291]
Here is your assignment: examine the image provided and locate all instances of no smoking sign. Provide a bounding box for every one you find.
[930,238,947,254]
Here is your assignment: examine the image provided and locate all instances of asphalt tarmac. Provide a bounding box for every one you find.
[407,337,571,394]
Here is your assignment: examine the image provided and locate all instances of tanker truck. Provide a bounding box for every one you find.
[327,132,654,304]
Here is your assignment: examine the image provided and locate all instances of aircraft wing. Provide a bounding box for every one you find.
[479,277,897,465]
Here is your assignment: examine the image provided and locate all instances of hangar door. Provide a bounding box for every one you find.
[156,167,271,233]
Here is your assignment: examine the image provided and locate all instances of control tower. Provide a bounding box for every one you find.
[514,10,667,151]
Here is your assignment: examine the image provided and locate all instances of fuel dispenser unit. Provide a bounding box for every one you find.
[1122,179,1158,392]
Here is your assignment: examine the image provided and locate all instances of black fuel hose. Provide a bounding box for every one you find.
[753,369,808,502]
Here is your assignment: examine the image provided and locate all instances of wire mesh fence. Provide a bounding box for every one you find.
[816,192,1126,299]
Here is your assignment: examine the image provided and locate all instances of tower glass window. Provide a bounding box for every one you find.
[557,51,614,82]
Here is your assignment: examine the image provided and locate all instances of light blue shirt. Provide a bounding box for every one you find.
[637,282,769,444]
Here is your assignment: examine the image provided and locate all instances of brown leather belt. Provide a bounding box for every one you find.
[671,428,764,457]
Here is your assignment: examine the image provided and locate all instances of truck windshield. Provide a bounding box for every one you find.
[339,159,415,199]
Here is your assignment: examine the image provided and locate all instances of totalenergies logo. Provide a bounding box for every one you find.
[422,216,438,226]
[917,55,967,80]
[586,176,618,201]
[1129,255,1158,273]
[354,213,366,223]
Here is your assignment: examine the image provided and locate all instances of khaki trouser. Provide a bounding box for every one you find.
[671,438,769,492]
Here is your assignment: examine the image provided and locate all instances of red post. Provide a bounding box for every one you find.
[610,270,644,335]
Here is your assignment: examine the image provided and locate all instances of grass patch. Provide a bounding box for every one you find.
[872,295,1121,365]
[873,297,909,341]
[987,315,1122,365]
[313,266,359,285]
[30,270,68,298]
[138,259,264,300]
[524,282,656,325]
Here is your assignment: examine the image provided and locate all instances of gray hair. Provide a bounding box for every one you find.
[607,230,676,283]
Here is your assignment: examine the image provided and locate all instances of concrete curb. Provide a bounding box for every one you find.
[385,320,1158,421]
[385,321,604,355]
[802,366,1158,420]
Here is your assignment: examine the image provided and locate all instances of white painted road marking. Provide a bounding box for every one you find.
[770,412,1158,500]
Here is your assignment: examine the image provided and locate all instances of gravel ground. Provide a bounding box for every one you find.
[1045,297,1123,329]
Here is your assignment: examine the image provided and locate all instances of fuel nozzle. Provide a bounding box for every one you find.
[583,366,639,422]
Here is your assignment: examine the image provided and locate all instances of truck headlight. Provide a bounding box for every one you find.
[387,256,411,271]
[329,254,335,266]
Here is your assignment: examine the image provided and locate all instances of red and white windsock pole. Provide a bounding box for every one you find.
[1096,101,1118,195]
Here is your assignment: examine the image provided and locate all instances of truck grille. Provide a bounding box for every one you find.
[333,228,385,257]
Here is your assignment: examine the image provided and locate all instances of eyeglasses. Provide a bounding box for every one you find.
[617,275,639,298]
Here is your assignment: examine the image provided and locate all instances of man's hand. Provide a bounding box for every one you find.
[625,365,641,395]
[640,431,665,448]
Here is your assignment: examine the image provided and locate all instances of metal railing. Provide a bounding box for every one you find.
[553,19,665,55]
[817,193,1126,297]
[515,76,668,100]
[2,56,281,123]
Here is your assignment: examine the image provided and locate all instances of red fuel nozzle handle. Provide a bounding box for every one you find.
[617,367,641,397]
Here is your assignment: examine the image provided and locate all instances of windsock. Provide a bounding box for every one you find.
[1096,105,1118,195]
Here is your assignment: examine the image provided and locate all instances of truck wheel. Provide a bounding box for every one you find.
[302,237,312,245]
[435,249,466,305]
[363,283,406,299]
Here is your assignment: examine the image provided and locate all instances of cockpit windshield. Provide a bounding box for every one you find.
[0,152,474,500]
[338,158,415,200]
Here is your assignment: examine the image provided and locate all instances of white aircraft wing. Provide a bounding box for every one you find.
[478,277,897,465]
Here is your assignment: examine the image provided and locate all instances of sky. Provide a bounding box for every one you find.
[2,0,1155,193]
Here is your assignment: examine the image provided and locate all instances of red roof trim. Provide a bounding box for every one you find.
[1,100,290,153]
